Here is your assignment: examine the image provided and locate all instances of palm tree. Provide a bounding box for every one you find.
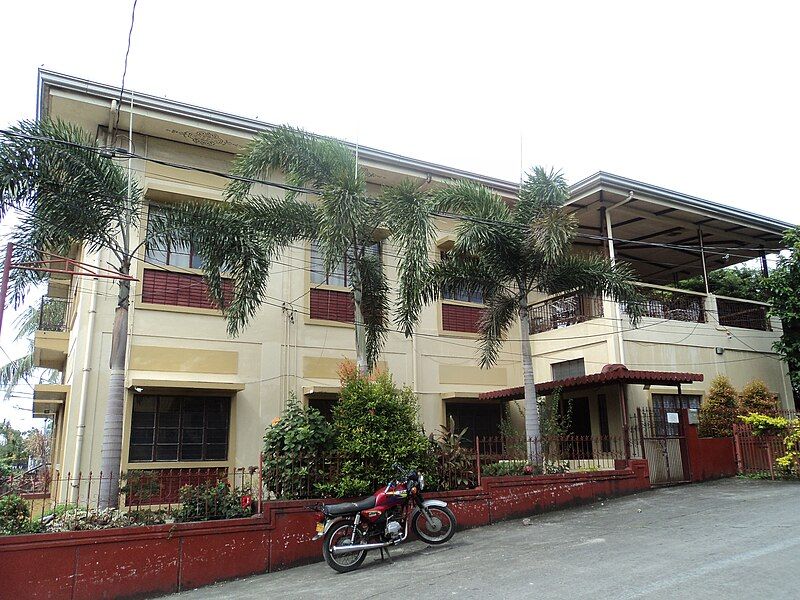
[159,126,431,374]
[0,119,143,506]
[402,167,643,442]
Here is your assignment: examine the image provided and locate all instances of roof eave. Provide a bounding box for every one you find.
[37,69,521,194]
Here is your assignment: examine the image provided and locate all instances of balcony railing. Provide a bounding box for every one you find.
[530,293,604,334]
[38,296,71,332]
[627,284,706,324]
[716,297,771,331]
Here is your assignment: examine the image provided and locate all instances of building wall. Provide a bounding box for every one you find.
[44,102,794,484]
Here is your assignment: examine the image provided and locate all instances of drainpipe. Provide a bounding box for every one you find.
[70,253,100,502]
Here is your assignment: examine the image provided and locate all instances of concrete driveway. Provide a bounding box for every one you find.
[172,478,799,599]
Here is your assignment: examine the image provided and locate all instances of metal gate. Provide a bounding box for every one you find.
[635,408,690,486]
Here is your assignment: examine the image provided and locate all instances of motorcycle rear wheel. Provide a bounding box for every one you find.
[413,505,456,545]
[322,520,368,573]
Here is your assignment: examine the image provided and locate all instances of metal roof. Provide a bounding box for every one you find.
[478,365,704,400]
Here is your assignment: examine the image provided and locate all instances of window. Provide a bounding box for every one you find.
[445,403,503,446]
[440,252,483,304]
[129,395,230,462]
[308,397,338,422]
[551,358,586,381]
[145,204,205,269]
[310,241,380,287]
[651,393,702,436]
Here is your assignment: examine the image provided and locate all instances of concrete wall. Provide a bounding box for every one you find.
[0,462,651,600]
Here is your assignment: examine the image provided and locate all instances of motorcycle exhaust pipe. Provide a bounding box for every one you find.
[331,540,393,556]
[331,521,411,556]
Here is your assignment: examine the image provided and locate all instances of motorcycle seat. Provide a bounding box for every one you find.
[323,496,377,516]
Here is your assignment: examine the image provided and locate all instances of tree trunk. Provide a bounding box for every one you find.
[353,287,368,375]
[518,299,541,456]
[98,275,130,509]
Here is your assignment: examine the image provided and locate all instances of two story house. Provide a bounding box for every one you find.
[29,71,794,495]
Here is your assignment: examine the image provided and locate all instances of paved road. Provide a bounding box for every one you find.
[173,479,799,599]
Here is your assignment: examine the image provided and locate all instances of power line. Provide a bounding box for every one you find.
[0,128,788,258]
[111,0,139,142]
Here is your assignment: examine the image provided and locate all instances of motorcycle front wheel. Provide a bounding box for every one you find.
[412,505,456,545]
[322,519,368,573]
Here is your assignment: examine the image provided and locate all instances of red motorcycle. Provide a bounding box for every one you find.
[311,466,457,572]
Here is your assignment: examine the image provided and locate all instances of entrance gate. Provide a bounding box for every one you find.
[636,408,690,486]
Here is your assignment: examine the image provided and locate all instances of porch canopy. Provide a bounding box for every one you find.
[478,364,704,401]
[566,172,794,285]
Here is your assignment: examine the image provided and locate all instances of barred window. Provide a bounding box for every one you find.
[129,395,230,462]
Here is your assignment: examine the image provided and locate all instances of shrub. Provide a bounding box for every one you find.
[775,424,800,479]
[698,375,738,437]
[330,361,434,497]
[44,508,171,532]
[430,416,475,490]
[739,413,790,437]
[481,460,542,477]
[0,494,35,535]
[262,394,334,499]
[263,394,333,455]
[174,481,249,522]
[739,379,779,416]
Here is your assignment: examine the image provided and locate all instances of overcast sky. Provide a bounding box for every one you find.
[1,1,799,428]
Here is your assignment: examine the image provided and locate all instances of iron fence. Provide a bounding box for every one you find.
[733,422,791,479]
[716,298,771,331]
[626,287,706,323]
[1,466,261,529]
[529,293,604,334]
[38,296,71,332]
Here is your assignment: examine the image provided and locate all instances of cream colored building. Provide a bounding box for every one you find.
[30,71,794,490]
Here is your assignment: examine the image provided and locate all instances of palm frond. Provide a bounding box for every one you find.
[381,180,437,337]
[477,293,518,369]
[356,251,390,371]
[151,196,319,335]
[0,354,36,399]
[516,166,569,224]
[226,125,362,201]
[0,119,140,304]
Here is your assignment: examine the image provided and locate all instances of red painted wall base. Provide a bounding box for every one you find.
[0,461,650,599]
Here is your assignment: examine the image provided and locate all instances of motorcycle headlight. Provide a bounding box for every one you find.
[418,474,425,490]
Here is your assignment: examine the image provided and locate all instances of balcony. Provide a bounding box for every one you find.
[716,296,771,331]
[33,296,71,370]
[628,284,706,324]
[530,293,604,334]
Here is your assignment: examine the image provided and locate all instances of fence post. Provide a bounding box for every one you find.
[636,407,647,460]
[258,452,263,514]
[475,436,481,488]
[767,445,774,481]
[733,425,744,474]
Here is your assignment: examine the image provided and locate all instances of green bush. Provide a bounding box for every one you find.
[0,494,35,535]
[263,394,333,455]
[739,379,779,416]
[776,425,800,479]
[481,460,543,477]
[430,416,475,490]
[174,481,249,522]
[262,394,334,499]
[330,362,434,497]
[698,375,738,437]
[739,413,790,437]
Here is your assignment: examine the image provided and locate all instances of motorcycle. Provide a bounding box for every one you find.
[311,466,457,572]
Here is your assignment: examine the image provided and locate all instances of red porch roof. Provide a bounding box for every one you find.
[479,364,704,401]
